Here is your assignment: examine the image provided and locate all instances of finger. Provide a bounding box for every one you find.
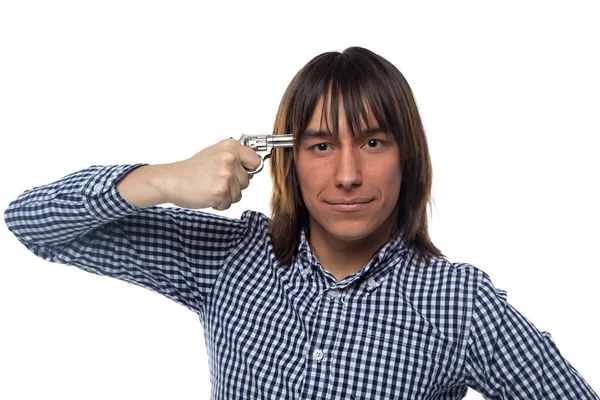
[212,184,232,211]
[233,159,252,190]
[237,144,262,173]
[229,173,243,204]
[214,194,232,211]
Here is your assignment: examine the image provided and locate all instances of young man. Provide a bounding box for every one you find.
[4,47,599,399]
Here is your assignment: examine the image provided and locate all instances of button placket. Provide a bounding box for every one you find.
[300,265,313,280]
[312,349,324,361]
[92,183,103,194]
[366,276,381,292]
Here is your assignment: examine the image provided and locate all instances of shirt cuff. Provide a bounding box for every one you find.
[80,163,150,223]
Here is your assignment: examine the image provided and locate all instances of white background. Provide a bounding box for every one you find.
[1,1,599,398]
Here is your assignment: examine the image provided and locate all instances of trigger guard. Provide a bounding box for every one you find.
[247,158,264,175]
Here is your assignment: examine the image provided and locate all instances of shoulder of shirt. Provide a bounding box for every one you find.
[238,209,270,234]
[399,252,492,297]
[239,209,268,224]
[197,209,268,230]
[396,255,502,344]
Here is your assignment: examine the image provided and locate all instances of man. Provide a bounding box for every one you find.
[4,46,599,399]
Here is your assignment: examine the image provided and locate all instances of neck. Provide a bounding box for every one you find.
[307,218,395,281]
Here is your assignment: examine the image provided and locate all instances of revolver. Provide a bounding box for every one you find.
[231,133,295,175]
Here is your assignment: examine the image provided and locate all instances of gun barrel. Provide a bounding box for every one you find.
[268,134,294,148]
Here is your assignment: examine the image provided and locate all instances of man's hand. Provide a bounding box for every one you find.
[116,139,262,210]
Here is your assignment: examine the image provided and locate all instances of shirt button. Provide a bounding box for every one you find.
[367,277,377,288]
[301,266,313,279]
[93,183,103,194]
[312,349,324,361]
[328,289,340,298]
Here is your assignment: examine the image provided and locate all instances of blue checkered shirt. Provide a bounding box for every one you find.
[4,164,599,399]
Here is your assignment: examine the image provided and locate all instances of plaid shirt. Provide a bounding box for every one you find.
[4,164,599,399]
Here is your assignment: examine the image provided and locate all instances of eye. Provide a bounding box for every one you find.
[364,139,383,148]
[309,140,384,152]
[309,143,331,152]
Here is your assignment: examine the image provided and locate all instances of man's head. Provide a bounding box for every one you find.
[269,46,444,268]
[294,93,402,248]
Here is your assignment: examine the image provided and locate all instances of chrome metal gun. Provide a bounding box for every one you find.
[232,133,294,175]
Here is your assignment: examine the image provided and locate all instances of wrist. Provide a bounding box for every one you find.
[147,163,173,206]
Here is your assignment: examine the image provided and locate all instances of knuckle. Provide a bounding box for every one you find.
[214,184,229,197]
[221,138,236,146]
[217,170,234,183]
[221,139,238,152]
[221,152,237,165]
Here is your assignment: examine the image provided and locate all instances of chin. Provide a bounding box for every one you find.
[324,223,376,242]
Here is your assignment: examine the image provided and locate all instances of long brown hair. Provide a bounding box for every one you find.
[268,46,445,269]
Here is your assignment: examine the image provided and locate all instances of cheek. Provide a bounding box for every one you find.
[295,156,327,185]
[365,157,401,176]
[294,160,307,187]
[294,161,312,198]
[368,159,402,194]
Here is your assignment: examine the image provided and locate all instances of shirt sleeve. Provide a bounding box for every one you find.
[463,271,599,399]
[3,164,248,318]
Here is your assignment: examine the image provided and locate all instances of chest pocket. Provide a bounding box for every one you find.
[333,310,451,398]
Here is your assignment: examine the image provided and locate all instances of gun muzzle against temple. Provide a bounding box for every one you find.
[233,134,295,174]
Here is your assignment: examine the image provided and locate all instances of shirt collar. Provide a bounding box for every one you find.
[295,223,408,279]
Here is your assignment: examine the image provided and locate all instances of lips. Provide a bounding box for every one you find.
[327,201,372,211]
[326,198,374,205]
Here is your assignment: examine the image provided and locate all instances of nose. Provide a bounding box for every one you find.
[334,147,362,189]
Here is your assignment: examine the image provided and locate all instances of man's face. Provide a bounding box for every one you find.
[295,96,402,244]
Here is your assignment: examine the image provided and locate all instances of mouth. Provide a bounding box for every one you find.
[327,201,372,205]
[325,198,375,205]
[325,199,374,211]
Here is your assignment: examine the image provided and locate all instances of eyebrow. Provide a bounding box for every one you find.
[300,126,385,142]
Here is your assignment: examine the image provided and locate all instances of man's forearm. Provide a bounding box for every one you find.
[116,164,171,209]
